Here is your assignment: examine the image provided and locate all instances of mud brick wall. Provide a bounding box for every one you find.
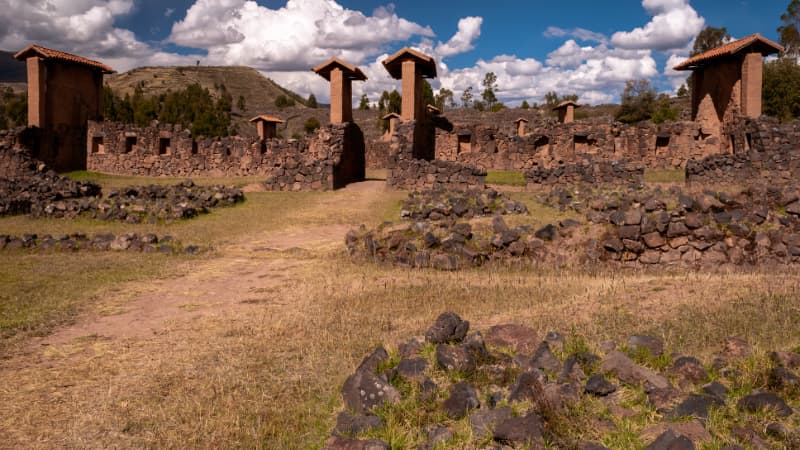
[387,121,486,190]
[525,160,644,186]
[366,139,391,170]
[687,117,800,185]
[433,119,718,171]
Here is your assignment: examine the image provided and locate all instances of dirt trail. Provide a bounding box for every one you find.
[0,180,388,447]
[37,180,386,345]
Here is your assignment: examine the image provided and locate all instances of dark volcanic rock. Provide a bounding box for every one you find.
[442,381,480,419]
[426,312,469,344]
[737,392,793,417]
[493,412,544,447]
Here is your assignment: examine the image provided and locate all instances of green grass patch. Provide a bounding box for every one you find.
[64,171,264,189]
[486,171,526,186]
[644,168,686,183]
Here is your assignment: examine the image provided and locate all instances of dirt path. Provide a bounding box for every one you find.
[0,180,389,448]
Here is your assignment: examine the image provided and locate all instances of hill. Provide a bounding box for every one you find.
[106,66,322,138]
[0,50,26,83]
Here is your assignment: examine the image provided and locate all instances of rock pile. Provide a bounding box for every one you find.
[400,188,528,221]
[595,184,800,266]
[345,214,581,271]
[0,167,102,217]
[525,160,644,186]
[325,312,799,449]
[0,232,200,254]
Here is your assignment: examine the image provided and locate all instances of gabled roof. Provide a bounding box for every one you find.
[249,115,284,124]
[552,100,580,110]
[426,104,441,115]
[673,33,784,71]
[514,117,529,123]
[311,57,367,81]
[14,44,115,73]
[382,47,437,80]
[382,112,401,120]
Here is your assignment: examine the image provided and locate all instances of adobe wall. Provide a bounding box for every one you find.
[691,58,741,151]
[86,121,366,190]
[525,160,645,186]
[687,117,800,185]
[433,119,717,171]
[387,121,486,190]
[42,62,103,172]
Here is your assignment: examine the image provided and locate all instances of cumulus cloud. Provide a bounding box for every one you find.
[434,16,482,57]
[168,0,434,71]
[611,0,704,51]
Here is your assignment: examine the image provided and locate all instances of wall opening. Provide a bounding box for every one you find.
[158,137,170,155]
[745,133,752,151]
[260,141,267,154]
[191,140,198,155]
[124,136,137,154]
[225,147,231,156]
[91,136,104,154]
[729,134,736,154]
[533,136,550,153]
[655,136,670,150]
[457,134,471,154]
[573,135,588,153]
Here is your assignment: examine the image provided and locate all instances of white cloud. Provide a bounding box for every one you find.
[165,8,175,18]
[167,0,434,71]
[434,16,482,57]
[544,26,608,45]
[611,0,704,51]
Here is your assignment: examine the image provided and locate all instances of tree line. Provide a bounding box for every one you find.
[0,87,26,130]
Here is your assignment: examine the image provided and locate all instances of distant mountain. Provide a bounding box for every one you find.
[0,51,26,83]
[105,65,327,137]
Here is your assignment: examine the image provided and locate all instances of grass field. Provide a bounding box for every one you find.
[0,174,798,449]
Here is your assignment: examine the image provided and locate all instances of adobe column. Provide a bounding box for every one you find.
[382,48,438,121]
[741,52,763,118]
[26,57,47,127]
[312,58,367,125]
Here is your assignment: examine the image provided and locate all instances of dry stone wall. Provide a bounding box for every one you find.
[687,117,800,185]
[525,160,644,186]
[387,121,486,190]
[434,119,716,172]
[86,121,365,190]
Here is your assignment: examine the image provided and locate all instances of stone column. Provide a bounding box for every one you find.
[26,57,46,127]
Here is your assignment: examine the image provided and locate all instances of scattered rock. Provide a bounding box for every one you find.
[737,392,793,417]
[426,312,469,344]
[442,382,480,419]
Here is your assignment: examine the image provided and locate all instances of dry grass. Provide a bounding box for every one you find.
[0,176,798,449]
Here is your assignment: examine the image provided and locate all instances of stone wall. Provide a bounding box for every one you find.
[0,127,44,177]
[387,121,486,190]
[86,121,366,190]
[687,117,800,185]
[434,119,718,171]
[525,160,645,186]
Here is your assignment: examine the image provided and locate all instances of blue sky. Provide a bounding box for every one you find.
[0,0,790,105]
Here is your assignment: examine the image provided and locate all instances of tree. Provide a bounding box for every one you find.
[763,57,800,120]
[651,94,678,124]
[422,81,436,108]
[306,94,318,108]
[481,72,498,108]
[304,117,321,134]
[779,0,800,58]
[691,26,731,56]
[237,95,246,111]
[275,95,295,108]
[544,91,559,106]
[359,94,370,110]
[676,84,689,98]
[461,86,474,108]
[435,88,455,111]
[520,100,530,109]
[615,79,657,124]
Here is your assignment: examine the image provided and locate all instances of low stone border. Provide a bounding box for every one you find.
[0,232,201,254]
[325,312,799,449]
[400,188,528,221]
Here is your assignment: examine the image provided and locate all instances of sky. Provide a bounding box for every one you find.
[0,0,790,106]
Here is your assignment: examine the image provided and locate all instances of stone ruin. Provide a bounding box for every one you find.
[4,35,798,194]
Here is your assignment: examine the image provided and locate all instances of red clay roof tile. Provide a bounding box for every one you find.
[673,33,783,71]
[14,44,115,73]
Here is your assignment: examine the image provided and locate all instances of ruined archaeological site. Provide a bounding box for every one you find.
[2,1,800,449]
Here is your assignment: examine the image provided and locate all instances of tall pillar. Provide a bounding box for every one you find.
[401,60,423,121]
[741,52,763,118]
[312,58,367,126]
[26,57,46,127]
